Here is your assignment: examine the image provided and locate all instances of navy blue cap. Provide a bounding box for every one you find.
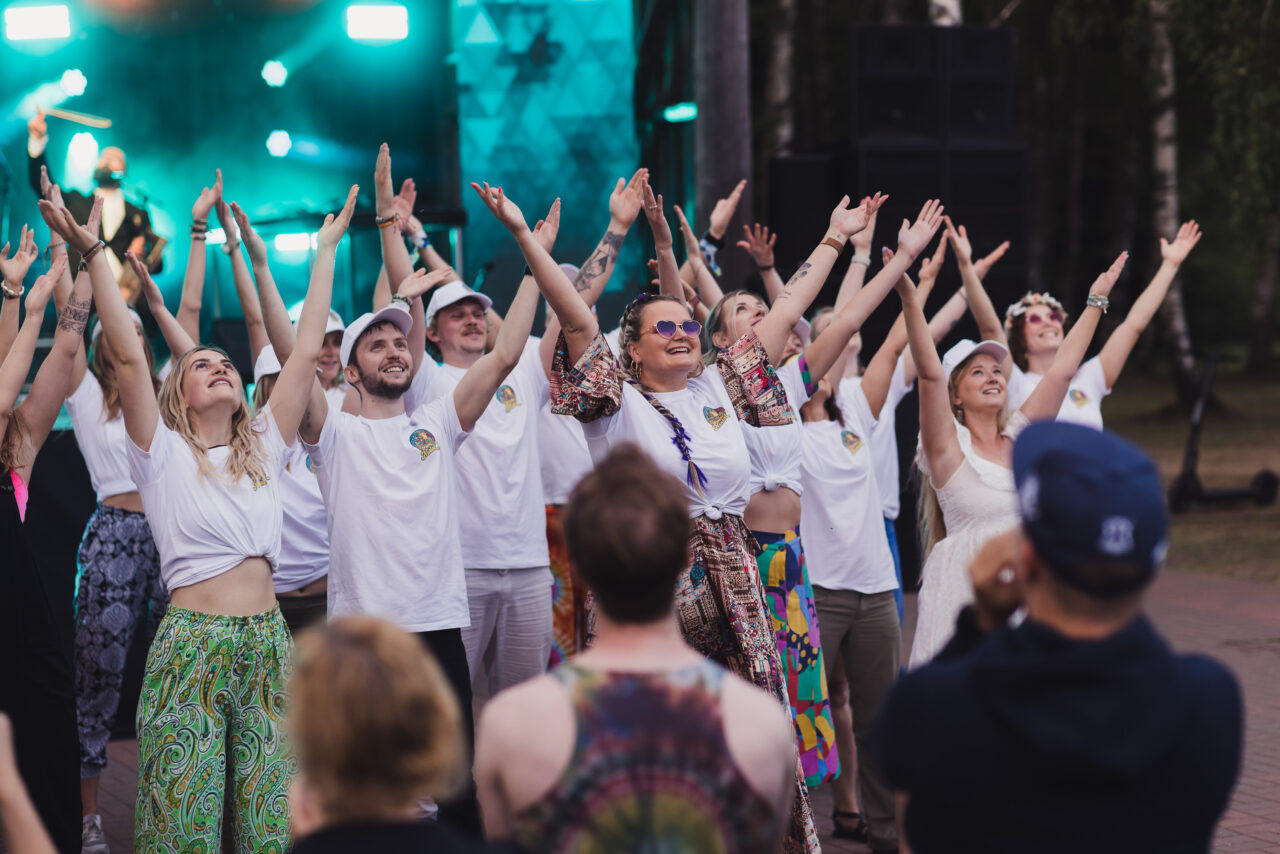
[1012,421,1169,596]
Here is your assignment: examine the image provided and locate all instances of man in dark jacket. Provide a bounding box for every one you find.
[870,421,1242,854]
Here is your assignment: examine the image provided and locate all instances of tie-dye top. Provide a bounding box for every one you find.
[511,659,785,854]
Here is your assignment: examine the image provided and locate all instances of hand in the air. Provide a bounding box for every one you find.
[229,203,269,266]
[533,198,562,254]
[1160,220,1202,267]
[609,168,648,229]
[641,179,673,251]
[0,226,38,285]
[896,199,946,258]
[192,170,223,222]
[38,196,102,254]
[736,223,776,268]
[1088,252,1128,298]
[316,185,360,252]
[28,108,47,140]
[972,240,1010,280]
[829,192,887,240]
[397,267,457,301]
[708,179,747,239]
[471,182,529,234]
[24,254,66,317]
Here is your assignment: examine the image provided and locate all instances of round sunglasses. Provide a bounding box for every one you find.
[644,320,703,339]
[1026,310,1065,325]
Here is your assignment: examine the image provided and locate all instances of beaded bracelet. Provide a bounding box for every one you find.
[375,214,399,229]
[1086,293,1110,314]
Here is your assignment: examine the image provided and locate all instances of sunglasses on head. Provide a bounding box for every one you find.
[1027,310,1064,325]
[645,320,703,339]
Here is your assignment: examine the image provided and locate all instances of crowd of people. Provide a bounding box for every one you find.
[0,124,1242,854]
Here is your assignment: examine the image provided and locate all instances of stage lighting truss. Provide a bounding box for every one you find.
[345,4,408,42]
[4,4,70,41]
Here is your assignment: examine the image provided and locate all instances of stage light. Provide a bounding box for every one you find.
[662,102,698,123]
[345,5,408,42]
[266,130,292,158]
[261,60,288,87]
[65,131,97,189]
[206,228,226,246]
[274,233,316,252]
[4,5,70,41]
[59,68,86,96]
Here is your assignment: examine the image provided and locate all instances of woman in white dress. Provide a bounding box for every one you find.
[902,250,1129,666]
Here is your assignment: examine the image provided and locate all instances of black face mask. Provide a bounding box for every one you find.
[94,167,123,189]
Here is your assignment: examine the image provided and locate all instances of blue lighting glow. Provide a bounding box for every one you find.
[345,5,408,42]
[261,60,288,87]
[65,131,97,190]
[4,5,70,41]
[59,68,86,96]
[266,130,292,157]
[274,233,316,252]
[662,102,698,123]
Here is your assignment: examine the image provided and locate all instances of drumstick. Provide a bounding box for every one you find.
[44,106,112,129]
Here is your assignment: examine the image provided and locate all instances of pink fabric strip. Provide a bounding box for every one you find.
[10,469,27,522]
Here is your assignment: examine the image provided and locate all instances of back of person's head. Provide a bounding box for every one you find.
[564,444,691,624]
[1013,421,1168,617]
[288,617,464,824]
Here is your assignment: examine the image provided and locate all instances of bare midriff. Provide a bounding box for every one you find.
[103,491,144,513]
[743,486,802,536]
[169,557,276,616]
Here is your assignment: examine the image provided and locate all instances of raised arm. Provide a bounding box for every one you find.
[1098,220,1201,388]
[272,186,357,445]
[698,178,746,274]
[0,226,38,363]
[131,252,196,358]
[855,246,943,416]
[642,180,683,301]
[229,203,296,372]
[673,205,724,309]
[175,171,223,344]
[215,197,269,362]
[472,182,598,364]
[374,145,430,377]
[1020,252,1128,422]
[835,205,880,313]
[42,197,160,449]
[944,218,1009,358]
[573,169,646,308]
[453,271,540,432]
[736,222,783,302]
[0,259,63,418]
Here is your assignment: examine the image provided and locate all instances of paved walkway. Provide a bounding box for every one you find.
[87,569,1279,852]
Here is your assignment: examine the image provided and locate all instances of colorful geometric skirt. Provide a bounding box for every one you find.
[755,527,838,787]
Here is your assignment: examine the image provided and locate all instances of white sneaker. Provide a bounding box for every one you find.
[81,814,109,854]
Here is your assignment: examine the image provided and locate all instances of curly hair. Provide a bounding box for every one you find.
[157,346,268,486]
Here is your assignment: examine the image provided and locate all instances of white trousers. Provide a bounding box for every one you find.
[461,567,553,698]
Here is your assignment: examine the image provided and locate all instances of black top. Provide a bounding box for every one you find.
[870,608,1243,854]
[291,821,525,854]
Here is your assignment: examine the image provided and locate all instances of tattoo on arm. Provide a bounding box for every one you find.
[573,230,626,293]
[777,262,812,299]
[57,294,91,336]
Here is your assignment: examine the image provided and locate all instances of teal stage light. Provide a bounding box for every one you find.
[59,68,86,96]
[274,233,316,252]
[261,60,288,87]
[662,102,698,123]
[206,228,226,246]
[4,4,69,41]
[266,130,292,157]
[345,4,408,42]
[65,131,97,189]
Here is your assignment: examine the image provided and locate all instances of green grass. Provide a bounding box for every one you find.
[1103,371,1280,586]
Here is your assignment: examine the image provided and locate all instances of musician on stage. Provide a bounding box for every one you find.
[27,108,164,294]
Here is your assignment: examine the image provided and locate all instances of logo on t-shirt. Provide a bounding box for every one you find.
[841,430,863,455]
[249,471,271,491]
[305,455,317,476]
[496,385,521,413]
[703,406,728,431]
[409,429,439,461]
[1069,389,1090,407]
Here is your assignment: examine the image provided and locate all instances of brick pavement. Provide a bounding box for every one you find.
[77,569,1278,853]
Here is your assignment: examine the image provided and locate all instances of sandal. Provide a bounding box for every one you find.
[832,809,869,842]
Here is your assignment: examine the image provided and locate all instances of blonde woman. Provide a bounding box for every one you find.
[40,184,358,851]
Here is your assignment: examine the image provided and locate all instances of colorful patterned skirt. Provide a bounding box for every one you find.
[755,527,837,787]
[546,504,585,667]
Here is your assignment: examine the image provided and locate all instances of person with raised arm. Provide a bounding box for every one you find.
[948,218,1199,428]
[0,226,40,360]
[39,183,358,851]
[903,240,1128,668]
[475,182,916,854]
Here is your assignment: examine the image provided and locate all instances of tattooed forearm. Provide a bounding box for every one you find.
[572,230,626,293]
[57,294,91,336]
[779,262,812,296]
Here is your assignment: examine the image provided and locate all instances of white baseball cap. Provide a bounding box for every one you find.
[288,307,346,336]
[91,308,143,343]
[253,344,282,384]
[941,339,1010,381]
[792,317,812,344]
[425,280,493,325]
[341,303,413,367]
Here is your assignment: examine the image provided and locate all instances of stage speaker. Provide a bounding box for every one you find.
[852,26,943,143]
[767,151,841,273]
[947,27,1015,142]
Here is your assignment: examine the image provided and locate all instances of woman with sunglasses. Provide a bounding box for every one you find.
[946,218,1202,429]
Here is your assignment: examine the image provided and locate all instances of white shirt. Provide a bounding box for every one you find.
[406,340,551,569]
[65,372,138,501]
[323,384,349,412]
[128,408,288,592]
[274,442,329,594]
[1007,355,1110,430]
[842,357,914,520]
[799,384,898,594]
[539,402,592,506]
[304,394,471,632]
[741,357,809,498]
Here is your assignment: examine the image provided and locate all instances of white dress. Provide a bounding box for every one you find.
[908,411,1029,667]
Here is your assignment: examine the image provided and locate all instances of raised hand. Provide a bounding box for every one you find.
[672,205,703,266]
[896,199,946,258]
[85,193,103,241]
[1089,252,1128,298]
[127,250,164,308]
[38,196,102,254]
[24,255,65,317]
[0,226,38,285]
[609,168,648,229]
[942,216,972,264]
[736,222,776,268]
[39,165,56,200]
[191,169,223,222]
[229,203,269,266]
[28,108,47,140]
[397,266,457,300]
[1160,220,1202,267]
[642,179,673,250]
[391,177,416,222]
[829,192,887,239]
[214,198,238,247]
[533,198,562,254]
[917,235,947,285]
[316,185,359,251]
[374,143,396,215]
[708,179,747,238]
[471,182,529,234]
[851,201,879,255]
[972,240,1010,280]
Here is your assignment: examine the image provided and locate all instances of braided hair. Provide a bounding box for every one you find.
[617,294,710,497]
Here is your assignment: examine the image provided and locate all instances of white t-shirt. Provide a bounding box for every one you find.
[583,368,753,521]
[304,394,471,632]
[274,442,329,593]
[842,356,914,520]
[799,384,897,594]
[740,357,809,498]
[604,327,621,356]
[128,409,288,592]
[65,372,137,501]
[323,384,349,412]
[1006,355,1110,430]
[405,340,551,569]
[539,402,592,506]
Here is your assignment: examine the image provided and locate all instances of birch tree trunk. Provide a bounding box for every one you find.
[1247,210,1280,373]
[1149,0,1200,405]
[929,0,962,25]
[762,0,795,157]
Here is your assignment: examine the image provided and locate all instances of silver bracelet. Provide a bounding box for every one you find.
[851,254,872,267]
[1085,293,1110,314]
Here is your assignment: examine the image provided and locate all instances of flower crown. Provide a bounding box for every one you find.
[1004,292,1066,329]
